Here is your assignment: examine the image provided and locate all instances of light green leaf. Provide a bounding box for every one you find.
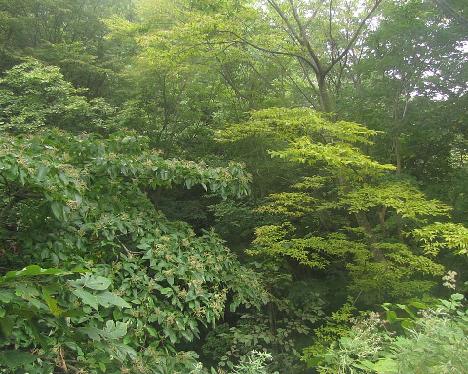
[98,291,131,308]
[72,288,99,310]
[101,320,128,340]
[79,325,102,340]
[81,275,112,290]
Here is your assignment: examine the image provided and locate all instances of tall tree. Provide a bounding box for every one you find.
[192,0,383,112]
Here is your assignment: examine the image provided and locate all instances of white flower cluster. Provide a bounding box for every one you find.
[442,270,457,289]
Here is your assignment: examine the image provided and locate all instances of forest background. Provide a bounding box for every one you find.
[0,0,467,373]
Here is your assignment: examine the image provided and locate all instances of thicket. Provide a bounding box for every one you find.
[0,0,466,373]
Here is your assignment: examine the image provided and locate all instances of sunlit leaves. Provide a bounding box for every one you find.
[314,295,468,373]
[251,224,368,268]
[413,223,468,256]
[338,182,451,218]
[217,108,395,178]
[0,60,115,133]
[256,192,317,218]
[227,107,454,307]
[271,138,395,175]
[0,265,73,284]
[217,107,381,144]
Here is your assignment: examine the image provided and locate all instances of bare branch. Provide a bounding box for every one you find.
[276,59,319,107]
[215,30,317,71]
[324,0,383,75]
[287,0,323,74]
[297,59,319,95]
[267,0,302,44]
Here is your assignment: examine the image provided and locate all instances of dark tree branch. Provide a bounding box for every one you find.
[267,0,302,44]
[287,0,323,73]
[324,0,383,75]
[297,59,319,95]
[215,30,317,71]
[276,59,318,107]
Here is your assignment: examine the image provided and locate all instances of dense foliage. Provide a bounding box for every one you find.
[0,0,466,373]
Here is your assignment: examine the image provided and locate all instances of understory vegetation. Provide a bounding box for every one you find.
[0,0,467,373]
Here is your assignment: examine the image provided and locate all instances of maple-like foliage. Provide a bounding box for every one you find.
[1,0,467,372]
[220,108,460,306]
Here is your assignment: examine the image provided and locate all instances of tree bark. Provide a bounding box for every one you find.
[378,206,387,236]
[317,75,334,113]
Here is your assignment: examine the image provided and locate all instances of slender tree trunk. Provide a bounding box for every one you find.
[355,211,372,237]
[393,136,402,174]
[393,96,408,240]
[378,206,387,236]
[355,211,384,260]
[317,75,334,113]
[267,301,277,353]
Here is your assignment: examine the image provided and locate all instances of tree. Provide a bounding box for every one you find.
[1,1,467,372]
[0,0,134,95]
[0,60,266,373]
[191,0,383,112]
[219,108,457,305]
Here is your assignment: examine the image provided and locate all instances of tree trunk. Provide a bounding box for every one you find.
[393,135,402,174]
[378,206,387,236]
[317,75,334,113]
[355,211,372,237]
[393,133,403,240]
